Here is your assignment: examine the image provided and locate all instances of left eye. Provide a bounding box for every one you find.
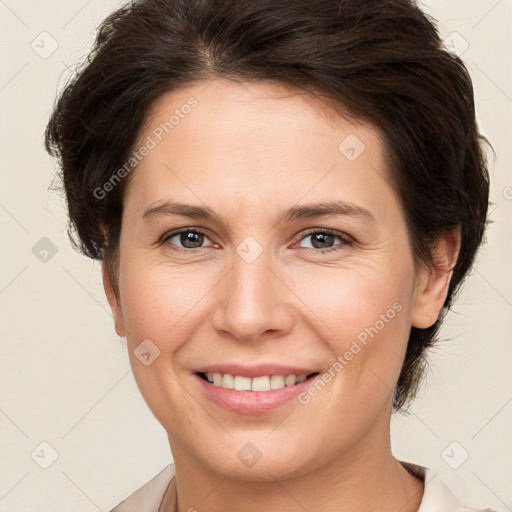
[297,230,352,251]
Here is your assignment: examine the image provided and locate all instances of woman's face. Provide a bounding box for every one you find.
[104,78,452,480]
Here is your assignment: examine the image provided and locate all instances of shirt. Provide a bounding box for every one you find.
[109,461,499,512]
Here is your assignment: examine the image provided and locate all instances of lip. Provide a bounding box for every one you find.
[194,371,321,414]
[194,363,318,378]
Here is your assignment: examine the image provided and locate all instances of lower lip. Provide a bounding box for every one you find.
[194,373,320,414]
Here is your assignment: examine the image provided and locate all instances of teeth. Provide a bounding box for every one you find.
[204,372,311,391]
[285,375,296,386]
[221,374,234,389]
[252,376,271,391]
[234,376,252,391]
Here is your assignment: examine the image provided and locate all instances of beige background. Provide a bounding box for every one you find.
[0,0,511,510]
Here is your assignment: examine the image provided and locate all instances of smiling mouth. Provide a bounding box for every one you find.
[197,371,320,391]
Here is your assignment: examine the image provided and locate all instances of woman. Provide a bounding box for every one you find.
[45,0,496,510]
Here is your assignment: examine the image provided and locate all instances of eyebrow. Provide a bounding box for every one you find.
[142,199,375,225]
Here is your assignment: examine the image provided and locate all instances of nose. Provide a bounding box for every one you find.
[211,246,295,343]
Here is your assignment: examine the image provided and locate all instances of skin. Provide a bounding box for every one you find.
[102,78,460,512]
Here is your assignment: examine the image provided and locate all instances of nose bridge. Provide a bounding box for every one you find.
[213,242,293,341]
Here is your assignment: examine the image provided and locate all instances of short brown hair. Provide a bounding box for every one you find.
[44,0,491,411]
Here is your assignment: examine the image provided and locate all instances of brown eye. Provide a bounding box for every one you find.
[163,229,213,251]
[297,229,353,253]
[308,232,336,249]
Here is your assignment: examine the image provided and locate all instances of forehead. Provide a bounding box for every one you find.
[124,78,395,220]
[140,77,374,148]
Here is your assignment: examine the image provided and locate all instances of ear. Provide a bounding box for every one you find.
[101,259,126,337]
[410,227,461,329]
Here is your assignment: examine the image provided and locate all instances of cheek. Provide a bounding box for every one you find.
[118,253,218,345]
[288,261,411,346]
[288,260,413,407]
[116,254,213,426]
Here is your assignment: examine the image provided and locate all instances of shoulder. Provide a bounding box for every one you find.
[109,464,175,512]
[401,461,501,512]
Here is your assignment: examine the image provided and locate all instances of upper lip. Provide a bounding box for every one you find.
[195,364,319,378]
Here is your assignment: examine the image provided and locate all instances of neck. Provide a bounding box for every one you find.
[164,427,424,512]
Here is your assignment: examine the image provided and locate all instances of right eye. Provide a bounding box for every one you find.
[162,228,216,252]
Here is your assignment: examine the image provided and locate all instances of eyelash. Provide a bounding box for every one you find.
[160,227,354,254]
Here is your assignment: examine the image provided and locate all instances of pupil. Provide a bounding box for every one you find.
[312,233,333,249]
[182,232,203,248]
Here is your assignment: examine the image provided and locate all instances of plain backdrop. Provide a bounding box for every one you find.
[0,0,511,510]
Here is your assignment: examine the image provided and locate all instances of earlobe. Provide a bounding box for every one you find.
[410,227,461,329]
[101,259,126,337]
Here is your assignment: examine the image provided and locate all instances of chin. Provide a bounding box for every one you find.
[189,432,323,482]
